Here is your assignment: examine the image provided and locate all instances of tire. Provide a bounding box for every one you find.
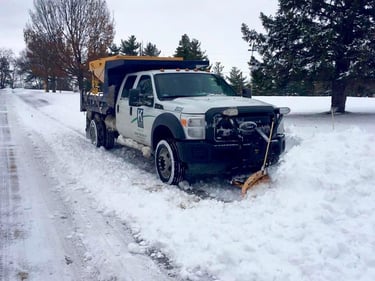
[89,118,105,147]
[103,130,115,149]
[85,115,91,139]
[155,139,185,185]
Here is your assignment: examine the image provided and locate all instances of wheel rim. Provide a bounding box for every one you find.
[157,144,172,181]
[89,120,98,145]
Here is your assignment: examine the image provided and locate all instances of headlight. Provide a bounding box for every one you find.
[181,114,205,139]
[187,118,205,127]
[277,107,291,115]
[222,108,238,116]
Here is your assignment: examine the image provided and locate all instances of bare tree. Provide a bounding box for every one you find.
[16,50,39,88]
[27,0,114,90]
[24,28,65,92]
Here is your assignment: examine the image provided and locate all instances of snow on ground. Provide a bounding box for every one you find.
[3,88,375,281]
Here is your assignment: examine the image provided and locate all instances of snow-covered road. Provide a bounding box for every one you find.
[0,91,173,281]
[1,88,375,281]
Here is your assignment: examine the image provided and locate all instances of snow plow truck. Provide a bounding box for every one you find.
[80,55,289,185]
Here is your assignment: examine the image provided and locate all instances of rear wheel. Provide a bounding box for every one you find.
[155,139,185,185]
[89,118,105,147]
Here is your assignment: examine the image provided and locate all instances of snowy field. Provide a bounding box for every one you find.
[1,88,375,281]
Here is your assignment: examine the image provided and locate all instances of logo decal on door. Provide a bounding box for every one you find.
[137,108,144,128]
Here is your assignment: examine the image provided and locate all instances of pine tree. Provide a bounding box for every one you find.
[109,43,120,56]
[174,34,208,60]
[212,62,224,77]
[175,34,192,59]
[242,0,375,112]
[190,39,208,60]
[226,67,247,95]
[0,49,12,89]
[120,35,141,56]
[142,42,161,56]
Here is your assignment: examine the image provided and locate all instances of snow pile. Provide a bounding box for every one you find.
[9,89,375,281]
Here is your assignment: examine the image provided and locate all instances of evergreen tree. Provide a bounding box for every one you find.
[109,43,120,55]
[174,34,208,60]
[242,0,375,112]
[0,49,12,89]
[190,39,208,60]
[174,34,192,59]
[142,42,161,56]
[226,67,247,95]
[120,35,141,56]
[212,62,224,77]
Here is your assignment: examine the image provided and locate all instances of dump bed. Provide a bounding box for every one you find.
[80,55,209,114]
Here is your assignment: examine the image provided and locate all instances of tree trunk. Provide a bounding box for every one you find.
[51,76,57,93]
[77,72,84,92]
[331,79,347,113]
[44,77,49,92]
[0,72,5,88]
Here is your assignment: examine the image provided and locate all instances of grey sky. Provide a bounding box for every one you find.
[0,0,278,76]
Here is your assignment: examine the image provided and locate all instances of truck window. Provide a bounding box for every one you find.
[136,75,154,107]
[136,75,153,95]
[121,75,137,98]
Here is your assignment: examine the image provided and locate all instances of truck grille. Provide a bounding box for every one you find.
[205,107,274,144]
[213,114,270,142]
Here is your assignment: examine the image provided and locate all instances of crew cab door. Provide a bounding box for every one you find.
[129,75,156,145]
[117,74,156,146]
[116,75,137,138]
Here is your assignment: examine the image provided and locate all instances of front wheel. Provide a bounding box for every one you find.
[103,130,115,149]
[155,139,185,185]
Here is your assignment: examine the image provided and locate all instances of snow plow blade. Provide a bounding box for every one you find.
[231,170,270,196]
[240,170,269,195]
[232,118,275,197]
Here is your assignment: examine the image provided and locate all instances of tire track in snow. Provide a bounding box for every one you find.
[16,94,87,139]
[11,92,178,280]
[0,93,26,281]
[1,91,97,280]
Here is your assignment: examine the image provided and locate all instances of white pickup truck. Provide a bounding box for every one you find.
[80,56,289,184]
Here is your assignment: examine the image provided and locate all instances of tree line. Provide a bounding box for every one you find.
[2,0,374,112]
[1,0,247,94]
[241,0,375,112]
[0,0,247,93]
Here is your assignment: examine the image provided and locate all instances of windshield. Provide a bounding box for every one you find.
[154,72,237,100]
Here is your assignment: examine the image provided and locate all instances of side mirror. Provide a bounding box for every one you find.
[129,89,140,106]
[242,88,252,98]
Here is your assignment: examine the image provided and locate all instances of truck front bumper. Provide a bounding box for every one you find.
[176,134,286,176]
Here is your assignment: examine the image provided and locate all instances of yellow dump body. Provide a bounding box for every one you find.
[89,56,184,93]
[81,55,209,112]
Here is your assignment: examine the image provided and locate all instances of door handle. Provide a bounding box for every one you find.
[117,104,119,113]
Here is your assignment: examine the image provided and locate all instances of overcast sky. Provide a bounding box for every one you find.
[0,0,278,76]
